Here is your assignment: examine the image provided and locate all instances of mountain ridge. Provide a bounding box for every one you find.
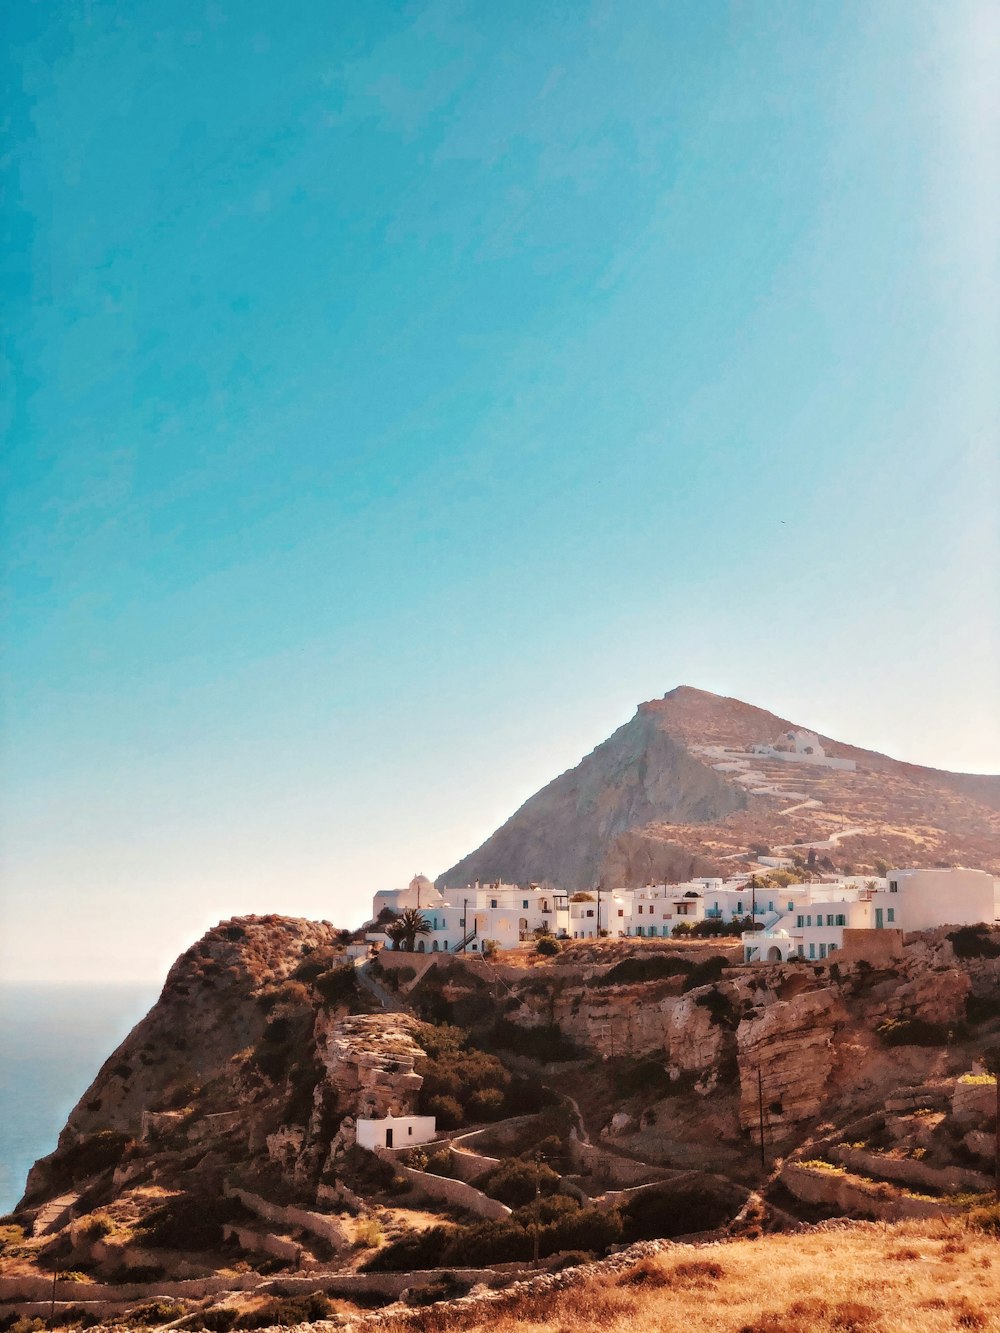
[437,686,1000,889]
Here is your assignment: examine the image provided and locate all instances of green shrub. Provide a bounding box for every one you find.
[594,955,693,987]
[536,937,561,957]
[425,1094,464,1129]
[315,965,359,1006]
[78,1212,115,1240]
[414,1022,511,1123]
[423,1148,457,1178]
[681,956,729,993]
[477,1157,560,1208]
[139,1194,247,1250]
[467,1087,506,1120]
[353,1216,383,1248]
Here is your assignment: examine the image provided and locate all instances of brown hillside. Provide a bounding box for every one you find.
[437,686,1000,888]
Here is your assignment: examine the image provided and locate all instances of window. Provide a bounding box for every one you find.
[836,914,845,926]
[638,905,643,914]
[809,943,816,959]
[408,1126,413,1135]
[649,926,657,937]
[819,944,827,959]
[617,909,624,917]
[787,901,794,912]
[491,899,497,909]
[889,881,898,893]
[797,915,804,928]
[737,901,743,913]
[806,915,812,926]
[887,908,895,923]
[768,901,774,912]
[828,942,836,952]
[586,909,594,918]
[522,900,528,909]
[827,914,834,926]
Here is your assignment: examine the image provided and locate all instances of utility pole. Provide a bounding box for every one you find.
[757,1066,766,1171]
[463,898,468,952]
[533,1154,541,1265]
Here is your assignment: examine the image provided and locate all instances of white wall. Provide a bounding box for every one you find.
[356,1114,437,1151]
[885,868,997,930]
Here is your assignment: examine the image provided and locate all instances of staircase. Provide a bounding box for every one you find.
[451,927,478,953]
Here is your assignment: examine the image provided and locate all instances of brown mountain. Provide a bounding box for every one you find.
[436,686,1000,889]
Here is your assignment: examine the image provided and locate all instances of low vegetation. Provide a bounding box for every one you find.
[364,1181,738,1271]
[369,1220,1000,1333]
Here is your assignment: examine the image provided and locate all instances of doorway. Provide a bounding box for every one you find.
[385,1128,393,1148]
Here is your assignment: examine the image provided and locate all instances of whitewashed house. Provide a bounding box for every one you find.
[367,881,569,953]
[743,868,997,963]
[356,1114,437,1151]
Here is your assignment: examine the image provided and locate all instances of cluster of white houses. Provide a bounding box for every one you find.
[367,868,998,964]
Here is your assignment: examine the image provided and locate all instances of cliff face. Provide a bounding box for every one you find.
[18,916,426,1213]
[438,685,1000,888]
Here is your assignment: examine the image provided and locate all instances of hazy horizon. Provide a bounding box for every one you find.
[3,0,998,985]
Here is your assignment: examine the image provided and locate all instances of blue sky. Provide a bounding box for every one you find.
[3,0,998,983]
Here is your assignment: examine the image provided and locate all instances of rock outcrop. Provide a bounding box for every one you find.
[736,989,846,1141]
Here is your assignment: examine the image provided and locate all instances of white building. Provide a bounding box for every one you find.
[356,1114,437,1151]
[367,881,569,953]
[750,729,856,771]
[371,875,444,921]
[743,867,997,963]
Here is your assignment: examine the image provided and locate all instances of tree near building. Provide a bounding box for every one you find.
[396,908,431,952]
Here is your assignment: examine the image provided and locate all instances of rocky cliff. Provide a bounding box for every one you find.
[18,916,429,1215]
[437,685,1000,888]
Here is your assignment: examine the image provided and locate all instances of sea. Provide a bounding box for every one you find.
[0,983,159,1215]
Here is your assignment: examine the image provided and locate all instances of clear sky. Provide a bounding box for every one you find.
[2,0,998,984]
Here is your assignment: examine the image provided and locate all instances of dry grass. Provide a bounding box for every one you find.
[368,1220,1000,1333]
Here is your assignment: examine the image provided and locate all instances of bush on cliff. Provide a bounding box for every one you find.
[948,925,1000,960]
[139,1194,249,1251]
[414,1023,511,1126]
[593,955,694,987]
[680,956,729,993]
[877,1017,954,1047]
[314,964,359,1007]
[46,1131,131,1189]
[487,1018,579,1063]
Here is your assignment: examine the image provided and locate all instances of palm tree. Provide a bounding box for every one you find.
[384,920,407,951]
[397,907,431,952]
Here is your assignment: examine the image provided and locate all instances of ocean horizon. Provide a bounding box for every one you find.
[0,982,159,1215]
